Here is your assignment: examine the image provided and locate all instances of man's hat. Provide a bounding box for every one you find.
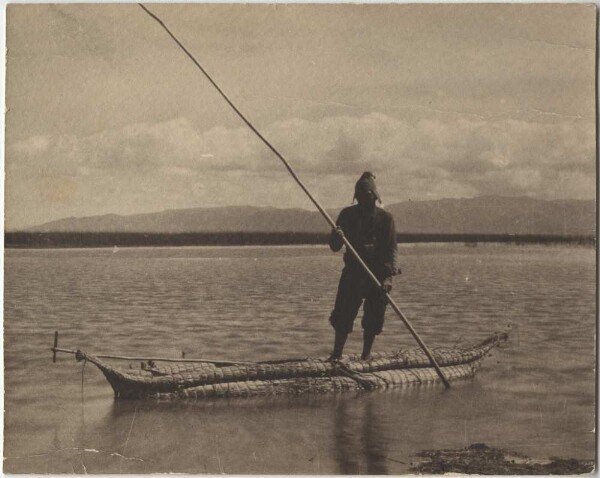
[354,171,381,203]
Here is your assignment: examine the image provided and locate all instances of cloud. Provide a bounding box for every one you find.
[6,111,595,228]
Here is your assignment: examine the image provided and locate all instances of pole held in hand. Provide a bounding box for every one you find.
[138,3,450,389]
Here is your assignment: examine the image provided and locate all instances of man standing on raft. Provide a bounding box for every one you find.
[328,172,399,361]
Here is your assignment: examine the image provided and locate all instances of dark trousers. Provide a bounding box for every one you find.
[330,266,388,336]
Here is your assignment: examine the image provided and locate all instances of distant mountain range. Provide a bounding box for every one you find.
[25,196,595,236]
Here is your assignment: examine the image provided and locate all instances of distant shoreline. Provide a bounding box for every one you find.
[4,232,595,248]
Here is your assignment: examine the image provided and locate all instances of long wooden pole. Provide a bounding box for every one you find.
[138,4,450,388]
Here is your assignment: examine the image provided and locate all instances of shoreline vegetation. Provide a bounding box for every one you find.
[409,443,594,474]
[5,232,595,248]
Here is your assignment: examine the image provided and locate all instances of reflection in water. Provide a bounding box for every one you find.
[363,398,389,474]
[334,395,389,474]
[76,396,86,473]
[98,393,400,473]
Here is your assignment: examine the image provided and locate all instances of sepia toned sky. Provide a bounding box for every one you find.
[5,3,596,230]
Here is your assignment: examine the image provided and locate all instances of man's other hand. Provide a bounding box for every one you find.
[382,277,392,293]
[333,226,345,238]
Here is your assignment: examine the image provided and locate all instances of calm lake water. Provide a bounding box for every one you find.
[4,244,596,473]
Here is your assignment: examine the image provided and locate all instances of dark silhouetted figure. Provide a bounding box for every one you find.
[329,172,399,360]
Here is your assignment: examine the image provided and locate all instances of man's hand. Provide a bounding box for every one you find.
[381,277,392,293]
[332,226,345,238]
[329,225,345,252]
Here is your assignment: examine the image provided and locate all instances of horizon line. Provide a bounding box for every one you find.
[7,194,595,232]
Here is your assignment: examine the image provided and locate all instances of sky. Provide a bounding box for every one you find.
[5,3,597,230]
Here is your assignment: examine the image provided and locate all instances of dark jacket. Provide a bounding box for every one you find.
[329,205,398,280]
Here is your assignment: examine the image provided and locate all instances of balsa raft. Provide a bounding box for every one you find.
[52,332,507,399]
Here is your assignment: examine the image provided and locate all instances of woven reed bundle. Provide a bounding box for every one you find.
[128,336,499,389]
[148,360,482,400]
[79,333,506,399]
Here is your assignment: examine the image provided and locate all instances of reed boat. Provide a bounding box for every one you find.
[53,332,508,399]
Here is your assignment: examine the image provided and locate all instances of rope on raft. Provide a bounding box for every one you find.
[333,362,377,390]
